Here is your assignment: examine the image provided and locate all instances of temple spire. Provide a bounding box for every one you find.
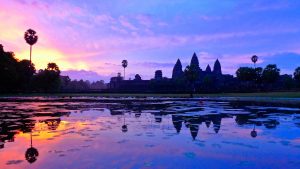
[172,59,183,79]
[205,64,212,73]
[190,52,201,75]
[190,52,199,67]
[213,59,222,75]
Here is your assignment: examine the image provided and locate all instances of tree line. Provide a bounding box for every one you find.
[236,64,300,91]
[0,44,61,93]
[0,44,107,93]
[181,63,300,95]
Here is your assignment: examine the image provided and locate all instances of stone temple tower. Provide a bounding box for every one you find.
[205,64,212,73]
[190,52,201,73]
[213,59,222,75]
[154,70,163,80]
[172,59,184,79]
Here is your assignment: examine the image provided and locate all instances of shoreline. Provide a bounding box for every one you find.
[0,91,300,98]
[0,92,299,106]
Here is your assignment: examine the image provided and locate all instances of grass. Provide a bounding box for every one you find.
[1,91,300,98]
[196,92,300,98]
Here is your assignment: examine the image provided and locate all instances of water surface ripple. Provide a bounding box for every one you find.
[0,97,300,169]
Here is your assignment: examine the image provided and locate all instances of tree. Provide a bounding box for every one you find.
[17,60,36,90]
[47,63,60,73]
[32,63,61,92]
[236,67,256,81]
[134,74,142,80]
[24,29,38,65]
[280,74,294,89]
[0,46,18,92]
[122,60,128,80]
[184,65,199,97]
[294,67,300,81]
[251,55,258,68]
[0,45,37,92]
[202,74,216,92]
[262,64,280,84]
[294,67,300,87]
[254,67,263,83]
[236,67,263,91]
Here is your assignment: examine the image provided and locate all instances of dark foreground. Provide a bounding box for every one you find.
[0,97,300,169]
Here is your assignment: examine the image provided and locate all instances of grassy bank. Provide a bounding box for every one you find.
[1,91,300,98]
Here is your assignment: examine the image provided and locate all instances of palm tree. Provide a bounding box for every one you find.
[24,29,38,65]
[251,55,258,68]
[122,60,128,80]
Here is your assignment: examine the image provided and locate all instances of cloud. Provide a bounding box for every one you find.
[95,14,116,25]
[133,62,175,68]
[250,0,290,11]
[136,14,153,27]
[1,0,300,80]
[119,16,138,30]
[199,15,223,21]
[61,70,111,82]
[260,52,300,74]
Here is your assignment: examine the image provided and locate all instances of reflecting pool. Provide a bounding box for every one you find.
[0,97,300,169]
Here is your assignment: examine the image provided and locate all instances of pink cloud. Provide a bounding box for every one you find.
[136,14,153,27]
[1,0,299,79]
[95,14,116,25]
[119,16,138,30]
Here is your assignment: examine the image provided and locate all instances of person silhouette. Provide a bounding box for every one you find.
[25,132,39,164]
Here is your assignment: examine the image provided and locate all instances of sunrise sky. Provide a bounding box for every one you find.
[1,0,300,82]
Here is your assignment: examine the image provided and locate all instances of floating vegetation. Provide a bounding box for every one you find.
[0,97,299,168]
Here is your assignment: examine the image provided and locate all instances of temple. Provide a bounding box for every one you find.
[107,52,234,93]
[172,59,184,80]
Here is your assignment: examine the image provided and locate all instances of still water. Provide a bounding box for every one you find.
[0,97,300,169]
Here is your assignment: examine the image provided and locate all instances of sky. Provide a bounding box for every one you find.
[1,0,300,82]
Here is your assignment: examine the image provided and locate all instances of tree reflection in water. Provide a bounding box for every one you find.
[251,125,257,138]
[25,132,39,164]
[121,112,128,133]
[0,99,299,150]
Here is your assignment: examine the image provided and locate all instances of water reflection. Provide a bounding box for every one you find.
[0,100,299,144]
[251,125,257,138]
[122,113,128,133]
[0,98,299,168]
[25,132,39,164]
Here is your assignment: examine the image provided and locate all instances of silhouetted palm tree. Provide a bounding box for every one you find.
[122,60,128,80]
[251,55,258,68]
[24,29,38,65]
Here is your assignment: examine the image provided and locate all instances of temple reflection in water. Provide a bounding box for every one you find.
[0,98,299,167]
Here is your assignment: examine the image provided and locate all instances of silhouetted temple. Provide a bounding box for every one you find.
[172,53,224,81]
[172,59,184,80]
[205,64,212,73]
[108,73,150,92]
[213,59,222,75]
[107,52,234,93]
